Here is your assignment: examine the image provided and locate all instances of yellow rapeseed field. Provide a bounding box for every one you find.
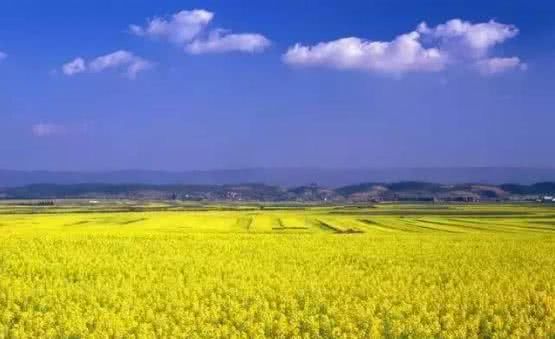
[0,203,553,338]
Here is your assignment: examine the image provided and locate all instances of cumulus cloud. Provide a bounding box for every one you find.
[284,32,446,74]
[284,18,522,76]
[186,29,271,54]
[62,57,86,75]
[130,9,214,44]
[31,123,66,137]
[475,57,526,75]
[417,19,518,59]
[88,50,152,78]
[62,51,152,79]
[131,9,270,54]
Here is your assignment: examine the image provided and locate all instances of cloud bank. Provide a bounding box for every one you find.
[62,51,152,79]
[130,9,270,54]
[284,19,524,76]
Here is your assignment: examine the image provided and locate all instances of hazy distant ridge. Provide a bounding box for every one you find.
[1,167,555,187]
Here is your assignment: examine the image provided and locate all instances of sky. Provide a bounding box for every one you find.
[1,0,554,171]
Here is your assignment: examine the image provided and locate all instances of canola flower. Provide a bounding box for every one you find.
[0,205,553,338]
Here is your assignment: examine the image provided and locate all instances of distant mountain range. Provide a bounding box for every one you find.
[1,167,555,188]
[2,181,555,202]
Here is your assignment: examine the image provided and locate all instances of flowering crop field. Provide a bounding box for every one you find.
[0,202,553,338]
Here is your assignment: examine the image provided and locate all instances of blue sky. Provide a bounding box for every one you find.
[1,0,554,171]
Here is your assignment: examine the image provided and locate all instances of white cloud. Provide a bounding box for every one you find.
[89,50,152,78]
[62,51,152,79]
[62,57,86,75]
[125,58,153,79]
[31,123,65,137]
[475,57,526,75]
[186,29,271,54]
[417,19,518,59]
[131,9,270,55]
[283,32,446,74]
[0,51,7,61]
[88,51,134,72]
[284,18,522,76]
[130,9,214,44]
